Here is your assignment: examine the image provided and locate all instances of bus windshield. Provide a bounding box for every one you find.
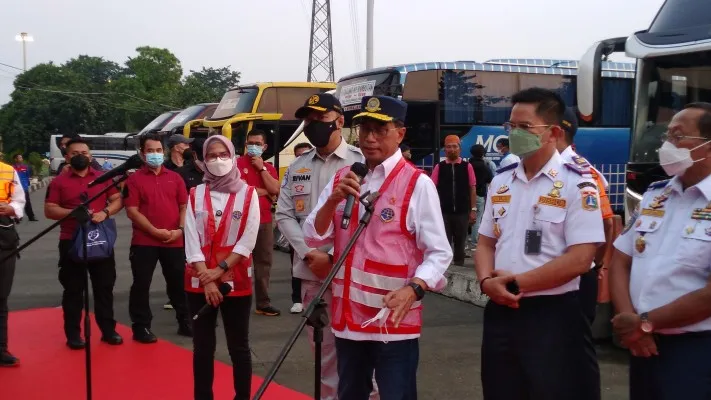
[630,51,711,163]
[162,105,206,132]
[140,111,178,134]
[211,88,259,120]
[336,71,401,114]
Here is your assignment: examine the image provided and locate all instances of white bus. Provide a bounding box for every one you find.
[577,0,711,219]
[49,132,137,174]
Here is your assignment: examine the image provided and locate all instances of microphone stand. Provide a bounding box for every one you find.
[0,173,130,400]
[253,191,381,400]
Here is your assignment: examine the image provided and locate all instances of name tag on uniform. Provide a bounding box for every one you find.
[538,196,566,208]
[492,195,511,204]
[191,277,200,289]
[641,208,665,218]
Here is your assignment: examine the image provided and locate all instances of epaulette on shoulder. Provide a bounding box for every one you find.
[496,162,518,174]
[648,179,671,190]
[571,154,591,168]
[564,162,591,176]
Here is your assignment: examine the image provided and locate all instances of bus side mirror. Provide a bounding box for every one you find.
[577,37,626,124]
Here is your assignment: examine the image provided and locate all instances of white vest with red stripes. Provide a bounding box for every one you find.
[331,159,424,335]
[184,184,255,297]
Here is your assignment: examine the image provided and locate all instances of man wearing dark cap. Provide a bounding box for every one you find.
[276,93,367,399]
[164,134,195,171]
[556,107,615,325]
[304,95,452,400]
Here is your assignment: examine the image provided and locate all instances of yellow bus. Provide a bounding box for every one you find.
[184,82,335,179]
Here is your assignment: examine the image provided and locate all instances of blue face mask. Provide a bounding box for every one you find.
[247,145,263,157]
[145,152,164,167]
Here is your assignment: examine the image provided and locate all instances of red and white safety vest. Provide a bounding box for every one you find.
[184,184,255,297]
[331,159,424,335]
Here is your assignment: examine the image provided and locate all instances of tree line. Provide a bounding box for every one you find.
[0,46,240,155]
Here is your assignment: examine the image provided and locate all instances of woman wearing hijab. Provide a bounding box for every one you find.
[183,135,260,400]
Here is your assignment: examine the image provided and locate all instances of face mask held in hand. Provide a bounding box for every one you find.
[70,154,90,171]
[508,128,543,159]
[246,145,263,157]
[304,120,337,148]
[205,158,233,177]
[659,140,711,176]
[145,153,164,168]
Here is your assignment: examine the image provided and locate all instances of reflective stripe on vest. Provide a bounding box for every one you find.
[184,184,254,297]
[331,159,424,335]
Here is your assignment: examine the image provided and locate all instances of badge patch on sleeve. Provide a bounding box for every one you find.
[577,181,597,191]
[295,199,305,212]
[582,192,599,211]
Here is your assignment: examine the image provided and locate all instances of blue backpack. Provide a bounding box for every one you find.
[70,219,117,262]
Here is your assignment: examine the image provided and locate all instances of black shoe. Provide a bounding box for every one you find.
[28,218,38,222]
[101,332,124,345]
[177,322,193,337]
[132,328,157,344]
[66,338,86,350]
[255,306,281,316]
[0,351,19,367]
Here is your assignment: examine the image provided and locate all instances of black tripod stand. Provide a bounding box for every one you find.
[253,191,381,400]
[0,174,128,400]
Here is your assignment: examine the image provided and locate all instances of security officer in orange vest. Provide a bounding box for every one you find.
[0,162,26,367]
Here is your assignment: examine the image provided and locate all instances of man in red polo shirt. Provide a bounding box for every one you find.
[45,137,124,349]
[125,133,191,343]
[236,129,281,316]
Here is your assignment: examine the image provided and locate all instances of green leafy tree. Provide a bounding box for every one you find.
[177,67,240,106]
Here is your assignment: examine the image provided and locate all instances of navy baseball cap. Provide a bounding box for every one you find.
[561,107,578,137]
[295,93,343,119]
[353,96,407,123]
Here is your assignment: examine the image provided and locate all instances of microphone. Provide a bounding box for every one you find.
[88,154,144,187]
[341,162,369,230]
[192,282,233,320]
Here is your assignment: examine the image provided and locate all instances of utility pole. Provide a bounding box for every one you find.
[366,0,374,70]
[15,32,34,71]
[307,0,335,82]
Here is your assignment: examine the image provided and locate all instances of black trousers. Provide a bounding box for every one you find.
[579,268,599,325]
[481,292,600,400]
[443,213,468,264]
[187,293,252,400]
[0,249,17,351]
[58,240,116,339]
[289,246,301,304]
[128,245,188,331]
[23,191,35,220]
[630,332,711,400]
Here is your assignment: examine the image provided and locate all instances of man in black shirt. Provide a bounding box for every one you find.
[175,147,204,191]
[468,144,493,248]
[163,135,194,171]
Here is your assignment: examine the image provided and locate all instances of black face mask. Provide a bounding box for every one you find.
[304,120,337,148]
[70,154,90,171]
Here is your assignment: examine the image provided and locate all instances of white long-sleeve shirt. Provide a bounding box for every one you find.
[8,171,25,220]
[184,185,260,263]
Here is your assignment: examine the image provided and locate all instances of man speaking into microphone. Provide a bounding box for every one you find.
[303,96,452,400]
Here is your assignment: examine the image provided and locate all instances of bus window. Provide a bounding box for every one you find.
[402,70,441,101]
[439,70,518,125]
[256,89,278,113]
[519,73,576,106]
[599,78,634,127]
[277,87,332,118]
[212,88,259,120]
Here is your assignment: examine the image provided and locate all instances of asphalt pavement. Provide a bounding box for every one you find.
[8,187,631,399]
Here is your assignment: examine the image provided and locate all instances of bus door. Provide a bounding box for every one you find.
[403,100,440,174]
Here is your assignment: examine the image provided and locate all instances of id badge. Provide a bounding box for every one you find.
[525,220,542,255]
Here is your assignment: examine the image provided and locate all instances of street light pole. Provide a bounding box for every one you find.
[14,32,34,71]
[366,0,374,70]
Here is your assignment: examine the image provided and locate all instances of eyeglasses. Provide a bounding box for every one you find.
[353,124,398,138]
[503,122,552,133]
[205,151,231,162]
[660,131,707,144]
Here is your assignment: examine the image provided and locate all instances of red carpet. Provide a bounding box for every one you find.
[0,308,310,400]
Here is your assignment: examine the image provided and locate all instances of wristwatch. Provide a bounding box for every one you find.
[640,312,654,333]
[218,260,229,271]
[102,208,110,217]
[260,166,267,172]
[407,282,425,301]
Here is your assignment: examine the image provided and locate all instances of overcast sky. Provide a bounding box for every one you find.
[0,0,665,106]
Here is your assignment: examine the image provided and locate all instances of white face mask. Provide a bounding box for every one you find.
[205,158,233,177]
[658,140,711,176]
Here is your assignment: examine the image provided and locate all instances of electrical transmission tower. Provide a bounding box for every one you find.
[307,0,335,82]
